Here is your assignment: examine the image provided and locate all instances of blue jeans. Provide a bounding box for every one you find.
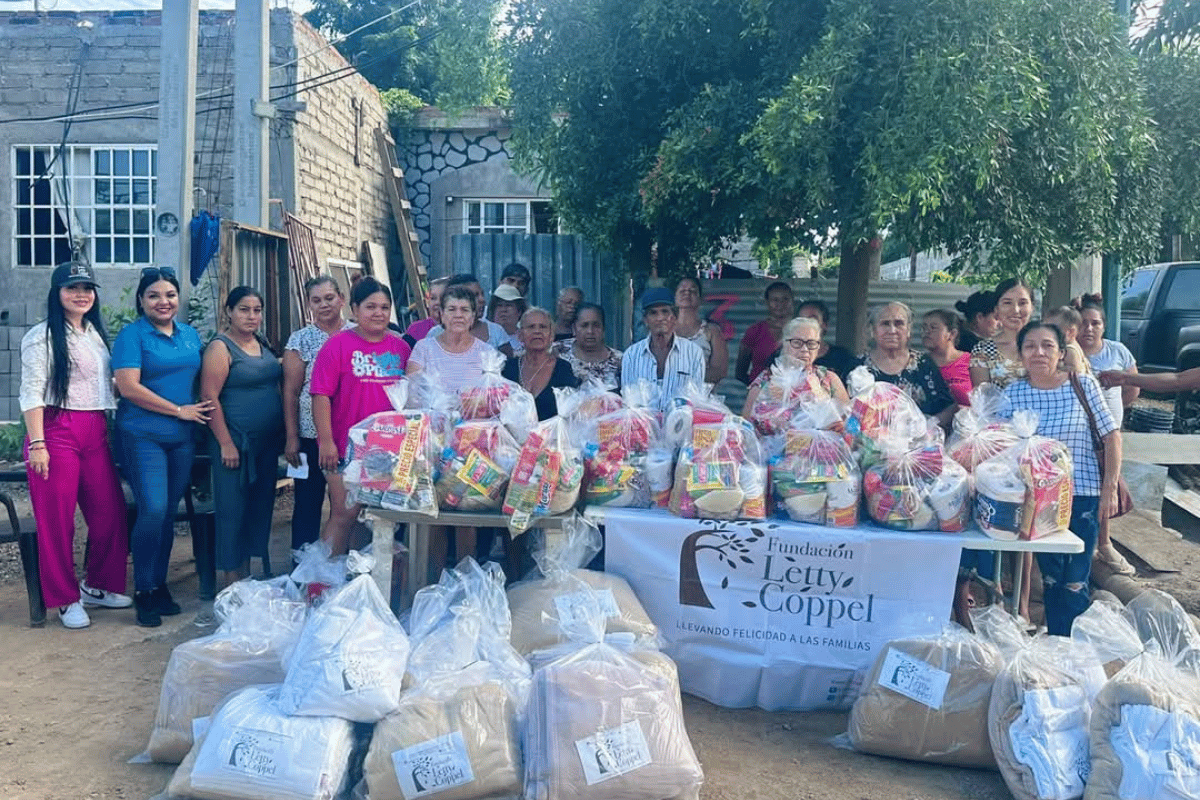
[120,430,196,593]
[1036,495,1100,636]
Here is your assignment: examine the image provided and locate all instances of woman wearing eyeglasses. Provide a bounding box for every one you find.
[858,301,956,426]
[741,316,849,419]
[112,266,213,627]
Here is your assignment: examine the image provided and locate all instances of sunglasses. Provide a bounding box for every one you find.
[141,266,177,279]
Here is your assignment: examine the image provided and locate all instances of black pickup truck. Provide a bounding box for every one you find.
[1120,262,1200,373]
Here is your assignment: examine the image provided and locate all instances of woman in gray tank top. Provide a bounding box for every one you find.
[200,287,283,585]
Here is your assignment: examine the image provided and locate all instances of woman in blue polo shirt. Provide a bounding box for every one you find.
[112,267,213,627]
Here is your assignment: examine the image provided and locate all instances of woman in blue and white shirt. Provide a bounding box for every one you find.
[1003,320,1121,636]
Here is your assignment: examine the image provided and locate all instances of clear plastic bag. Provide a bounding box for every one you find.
[988,636,1107,800]
[863,441,969,532]
[1070,598,1145,678]
[669,416,766,520]
[343,410,439,517]
[662,383,731,450]
[507,515,659,656]
[502,395,585,534]
[277,574,411,723]
[772,429,860,527]
[177,684,356,800]
[1087,651,1200,800]
[569,375,628,421]
[458,348,537,441]
[848,624,1004,769]
[947,384,1019,471]
[141,578,306,765]
[288,540,347,603]
[435,419,521,511]
[1126,588,1200,662]
[970,603,1033,662]
[748,360,832,437]
[845,366,927,468]
[582,380,664,508]
[974,411,1073,541]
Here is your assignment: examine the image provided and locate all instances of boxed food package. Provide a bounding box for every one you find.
[502,400,585,534]
[772,429,860,527]
[582,380,663,508]
[343,410,439,516]
[435,419,521,511]
[848,625,1004,769]
[863,442,970,532]
[974,411,1073,541]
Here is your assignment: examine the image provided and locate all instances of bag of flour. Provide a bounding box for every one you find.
[278,575,410,723]
[849,625,1004,768]
[988,636,1108,800]
[145,578,306,764]
[172,685,355,800]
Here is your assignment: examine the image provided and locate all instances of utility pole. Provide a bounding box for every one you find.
[233,0,272,227]
[1103,0,1133,338]
[155,0,199,304]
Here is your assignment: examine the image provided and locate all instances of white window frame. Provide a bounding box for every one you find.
[13,143,157,268]
[463,198,558,235]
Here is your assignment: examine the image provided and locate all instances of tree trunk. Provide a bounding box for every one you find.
[835,237,880,354]
[679,530,718,608]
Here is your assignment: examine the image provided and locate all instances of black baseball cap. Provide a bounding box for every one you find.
[51,261,98,289]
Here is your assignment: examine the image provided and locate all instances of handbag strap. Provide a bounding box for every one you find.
[1068,372,1106,473]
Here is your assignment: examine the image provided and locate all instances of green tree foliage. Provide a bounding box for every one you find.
[1133,0,1200,53]
[305,0,507,113]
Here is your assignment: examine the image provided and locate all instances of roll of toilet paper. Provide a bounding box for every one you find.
[645,449,675,492]
[929,461,971,533]
[664,408,692,449]
[974,460,1025,541]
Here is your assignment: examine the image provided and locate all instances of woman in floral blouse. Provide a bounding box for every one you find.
[969,277,1034,390]
[556,302,623,386]
[857,301,955,427]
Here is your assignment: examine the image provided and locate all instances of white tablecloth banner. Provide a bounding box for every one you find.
[602,508,963,711]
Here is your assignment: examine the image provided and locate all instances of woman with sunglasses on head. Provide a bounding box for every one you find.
[112,266,212,627]
[283,276,352,553]
[200,287,284,588]
[20,262,132,629]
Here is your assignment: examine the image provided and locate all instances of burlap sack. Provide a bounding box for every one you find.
[988,637,1106,800]
[507,569,658,656]
[524,647,703,800]
[1085,654,1200,800]
[849,629,1003,769]
[147,636,287,764]
[363,681,521,800]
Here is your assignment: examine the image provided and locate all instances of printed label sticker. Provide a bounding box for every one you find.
[221,727,288,779]
[575,720,652,785]
[878,647,950,710]
[391,731,475,798]
[554,588,620,626]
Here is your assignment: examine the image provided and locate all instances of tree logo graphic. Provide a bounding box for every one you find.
[678,521,773,608]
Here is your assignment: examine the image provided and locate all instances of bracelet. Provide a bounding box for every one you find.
[27,438,46,445]
[28,443,47,451]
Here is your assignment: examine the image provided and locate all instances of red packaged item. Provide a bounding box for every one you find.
[343,410,439,516]
[458,348,538,441]
[503,395,584,534]
[435,419,521,511]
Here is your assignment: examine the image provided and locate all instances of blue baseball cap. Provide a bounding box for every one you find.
[640,287,675,312]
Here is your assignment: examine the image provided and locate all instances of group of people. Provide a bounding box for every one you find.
[19,258,1144,637]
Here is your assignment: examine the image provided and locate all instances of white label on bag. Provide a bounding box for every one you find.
[555,588,620,626]
[575,720,652,785]
[221,727,288,779]
[878,648,950,710]
[191,715,211,742]
[392,731,475,798]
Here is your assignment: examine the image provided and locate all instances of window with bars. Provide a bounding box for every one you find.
[13,144,157,268]
[464,199,558,235]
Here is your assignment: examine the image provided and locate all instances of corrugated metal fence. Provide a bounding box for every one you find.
[449,233,631,346]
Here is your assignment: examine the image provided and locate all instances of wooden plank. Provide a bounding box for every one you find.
[374,127,429,319]
[1165,477,1200,519]
[1109,509,1183,573]
[1122,433,1200,465]
[362,241,398,324]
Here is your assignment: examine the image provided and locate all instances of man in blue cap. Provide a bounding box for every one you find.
[621,286,707,412]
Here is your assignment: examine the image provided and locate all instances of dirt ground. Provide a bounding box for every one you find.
[3,486,1200,800]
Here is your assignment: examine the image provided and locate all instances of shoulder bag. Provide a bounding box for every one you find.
[1068,373,1133,518]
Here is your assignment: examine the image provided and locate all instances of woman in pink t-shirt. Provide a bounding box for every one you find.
[922,309,971,407]
[310,277,411,554]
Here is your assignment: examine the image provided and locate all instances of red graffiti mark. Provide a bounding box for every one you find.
[704,294,741,341]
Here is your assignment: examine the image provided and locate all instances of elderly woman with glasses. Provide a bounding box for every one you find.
[112,266,213,627]
[858,301,956,426]
[741,316,849,419]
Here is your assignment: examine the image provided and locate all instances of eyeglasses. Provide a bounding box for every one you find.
[141,266,177,279]
[786,338,821,351]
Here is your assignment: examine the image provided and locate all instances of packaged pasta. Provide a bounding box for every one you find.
[772,429,860,527]
[974,411,1073,541]
[435,419,521,511]
[343,410,439,517]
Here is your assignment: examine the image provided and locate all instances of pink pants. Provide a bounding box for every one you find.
[26,409,128,609]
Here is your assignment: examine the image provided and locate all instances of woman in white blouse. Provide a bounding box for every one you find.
[19,262,132,629]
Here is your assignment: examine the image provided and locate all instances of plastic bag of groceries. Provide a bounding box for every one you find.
[142,578,306,765]
[669,415,767,520]
[772,429,860,527]
[747,360,830,437]
[582,379,664,508]
[502,390,585,534]
[435,418,521,511]
[863,437,970,532]
[662,383,732,451]
[848,624,1005,769]
[167,684,355,800]
[569,375,627,421]
[507,514,659,657]
[343,409,439,517]
[947,384,1019,471]
[974,410,1073,541]
[522,588,704,800]
[1070,598,1145,679]
[288,540,348,604]
[364,560,531,800]
[277,574,410,723]
[1086,650,1200,800]
[845,366,928,468]
[458,348,537,441]
[988,635,1108,800]
[407,367,461,452]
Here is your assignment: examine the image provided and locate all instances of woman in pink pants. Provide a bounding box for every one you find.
[19,261,131,629]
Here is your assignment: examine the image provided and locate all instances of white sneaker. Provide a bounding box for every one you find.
[79,581,134,609]
[59,602,91,629]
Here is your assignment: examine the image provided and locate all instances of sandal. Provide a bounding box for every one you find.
[1096,544,1136,576]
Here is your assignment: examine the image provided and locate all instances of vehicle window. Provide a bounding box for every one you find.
[1121,269,1157,316]
[1163,268,1200,312]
